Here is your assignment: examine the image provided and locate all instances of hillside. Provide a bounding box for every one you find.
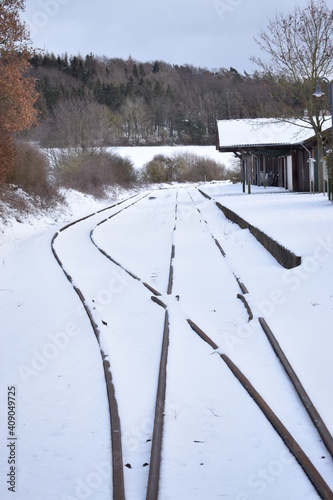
[28,53,295,146]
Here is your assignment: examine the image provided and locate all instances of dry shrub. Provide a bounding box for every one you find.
[0,132,15,182]
[0,184,31,216]
[140,154,173,183]
[226,157,242,183]
[6,139,60,205]
[55,150,137,197]
[184,154,227,182]
[141,152,227,183]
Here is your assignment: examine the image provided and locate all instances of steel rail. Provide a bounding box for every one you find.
[89,192,162,297]
[186,188,248,294]
[187,319,333,500]
[51,192,149,500]
[89,191,178,500]
[146,305,170,500]
[259,317,333,460]
[146,197,177,500]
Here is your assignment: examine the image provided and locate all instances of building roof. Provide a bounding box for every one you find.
[216,117,332,153]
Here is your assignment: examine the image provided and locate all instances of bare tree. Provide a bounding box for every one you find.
[51,98,111,153]
[122,96,151,144]
[252,0,333,190]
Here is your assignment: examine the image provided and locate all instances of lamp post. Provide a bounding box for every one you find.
[313,77,333,137]
[313,77,333,194]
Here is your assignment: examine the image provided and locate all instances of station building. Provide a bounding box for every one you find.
[216,117,332,193]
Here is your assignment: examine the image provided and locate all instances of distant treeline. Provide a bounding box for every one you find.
[29,53,300,146]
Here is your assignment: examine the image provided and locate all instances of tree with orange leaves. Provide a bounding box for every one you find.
[0,0,38,179]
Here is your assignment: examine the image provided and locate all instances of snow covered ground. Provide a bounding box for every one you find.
[0,178,332,499]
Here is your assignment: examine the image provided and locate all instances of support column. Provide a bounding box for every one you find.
[247,155,251,194]
[241,152,246,193]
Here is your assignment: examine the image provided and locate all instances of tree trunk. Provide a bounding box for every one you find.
[316,134,325,193]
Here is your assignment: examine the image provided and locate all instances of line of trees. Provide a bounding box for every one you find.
[28,53,292,148]
[27,1,333,153]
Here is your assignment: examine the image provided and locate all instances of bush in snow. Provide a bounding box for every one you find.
[55,150,137,197]
[5,139,60,205]
[140,152,227,183]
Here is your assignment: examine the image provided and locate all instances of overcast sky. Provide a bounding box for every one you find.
[23,0,313,73]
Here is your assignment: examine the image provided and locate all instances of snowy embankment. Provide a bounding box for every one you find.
[0,173,332,499]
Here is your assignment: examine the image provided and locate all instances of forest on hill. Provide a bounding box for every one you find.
[28,52,300,147]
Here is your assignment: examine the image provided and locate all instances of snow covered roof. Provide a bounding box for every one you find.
[217,117,332,151]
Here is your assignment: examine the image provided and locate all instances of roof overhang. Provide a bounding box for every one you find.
[216,117,332,157]
[217,144,293,156]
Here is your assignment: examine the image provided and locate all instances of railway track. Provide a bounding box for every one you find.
[52,186,333,499]
[187,187,333,461]
[143,188,333,499]
[89,191,178,499]
[51,191,151,500]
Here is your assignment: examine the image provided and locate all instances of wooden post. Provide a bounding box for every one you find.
[256,156,260,186]
[242,152,245,193]
[247,155,251,194]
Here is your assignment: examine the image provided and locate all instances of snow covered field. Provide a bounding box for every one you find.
[0,179,332,499]
[111,145,235,171]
